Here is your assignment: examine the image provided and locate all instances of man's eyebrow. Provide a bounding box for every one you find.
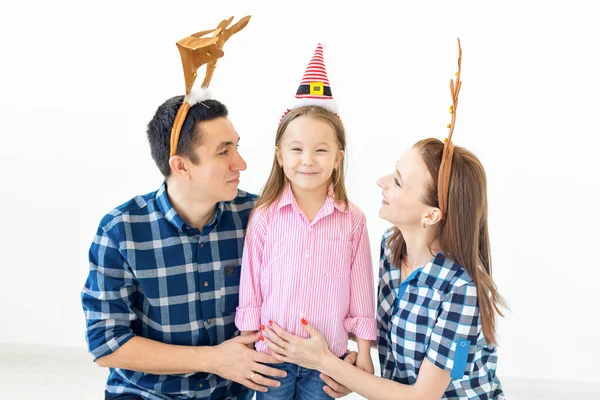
[215,137,240,152]
[216,142,233,152]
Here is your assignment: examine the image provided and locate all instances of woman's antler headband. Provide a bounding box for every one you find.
[437,38,462,218]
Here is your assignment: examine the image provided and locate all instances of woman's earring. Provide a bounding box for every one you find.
[422,221,426,228]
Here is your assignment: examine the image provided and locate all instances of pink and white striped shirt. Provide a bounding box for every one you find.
[235,185,377,357]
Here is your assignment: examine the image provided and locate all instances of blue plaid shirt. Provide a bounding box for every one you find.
[82,183,257,400]
[376,229,505,399]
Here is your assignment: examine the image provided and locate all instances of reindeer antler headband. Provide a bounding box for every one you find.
[437,38,462,218]
[169,16,251,157]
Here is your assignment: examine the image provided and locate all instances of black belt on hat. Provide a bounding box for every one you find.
[296,84,332,96]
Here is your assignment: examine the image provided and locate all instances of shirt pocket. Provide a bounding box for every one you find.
[325,240,352,278]
[220,261,241,315]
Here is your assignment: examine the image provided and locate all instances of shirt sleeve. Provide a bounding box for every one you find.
[343,213,377,341]
[425,282,480,379]
[81,223,137,361]
[235,209,267,331]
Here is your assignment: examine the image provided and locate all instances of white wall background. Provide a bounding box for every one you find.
[1,0,599,389]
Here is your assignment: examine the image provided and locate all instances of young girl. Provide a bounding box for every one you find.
[259,40,506,399]
[235,44,376,399]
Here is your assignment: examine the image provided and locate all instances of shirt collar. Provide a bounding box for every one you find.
[275,183,347,214]
[156,182,225,233]
[416,252,473,291]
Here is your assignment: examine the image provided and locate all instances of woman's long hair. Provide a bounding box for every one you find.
[389,138,506,345]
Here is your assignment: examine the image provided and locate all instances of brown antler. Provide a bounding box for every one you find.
[169,16,251,157]
[201,15,251,87]
[175,33,223,97]
[447,38,462,142]
[437,38,462,218]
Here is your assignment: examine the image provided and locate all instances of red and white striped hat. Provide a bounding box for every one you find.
[281,43,339,120]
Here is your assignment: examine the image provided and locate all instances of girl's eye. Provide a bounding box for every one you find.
[292,148,302,151]
[394,178,402,188]
[316,149,327,153]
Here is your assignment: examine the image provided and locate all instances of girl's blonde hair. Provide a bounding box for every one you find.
[254,106,348,212]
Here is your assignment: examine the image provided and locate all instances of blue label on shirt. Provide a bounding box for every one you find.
[450,338,471,379]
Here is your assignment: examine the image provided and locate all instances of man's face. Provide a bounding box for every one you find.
[187,117,247,203]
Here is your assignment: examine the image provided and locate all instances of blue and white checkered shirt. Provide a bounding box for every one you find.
[376,229,505,399]
[82,183,257,400]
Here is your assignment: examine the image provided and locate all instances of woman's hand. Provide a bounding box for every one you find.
[261,318,334,371]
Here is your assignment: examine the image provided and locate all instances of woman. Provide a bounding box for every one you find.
[260,136,506,399]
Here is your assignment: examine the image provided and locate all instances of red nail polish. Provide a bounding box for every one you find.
[301,318,308,325]
[268,320,273,326]
[259,335,264,341]
[260,324,265,330]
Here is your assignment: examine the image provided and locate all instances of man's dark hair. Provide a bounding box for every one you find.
[147,96,229,177]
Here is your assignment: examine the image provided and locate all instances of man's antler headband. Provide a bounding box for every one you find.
[169,16,251,157]
[437,38,462,218]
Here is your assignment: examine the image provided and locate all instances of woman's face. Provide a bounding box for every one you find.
[377,147,434,228]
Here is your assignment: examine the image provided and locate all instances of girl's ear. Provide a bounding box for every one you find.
[275,146,283,167]
[335,149,345,169]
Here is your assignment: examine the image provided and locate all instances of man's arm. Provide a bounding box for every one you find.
[97,332,285,392]
[83,223,285,392]
[95,336,216,374]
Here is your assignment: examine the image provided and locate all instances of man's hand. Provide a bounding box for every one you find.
[209,332,287,393]
[320,351,357,398]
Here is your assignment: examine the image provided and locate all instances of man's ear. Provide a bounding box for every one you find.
[169,155,191,179]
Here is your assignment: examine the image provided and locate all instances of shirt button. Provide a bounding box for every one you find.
[203,281,209,287]
[307,226,312,232]
[207,319,212,325]
[305,252,309,259]
[198,383,203,389]
[200,242,205,248]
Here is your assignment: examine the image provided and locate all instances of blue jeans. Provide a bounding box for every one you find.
[256,361,339,400]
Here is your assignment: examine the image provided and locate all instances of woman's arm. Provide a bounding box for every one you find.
[263,321,451,400]
[320,353,450,400]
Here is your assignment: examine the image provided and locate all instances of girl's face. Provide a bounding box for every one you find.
[377,147,434,228]
[276,116,344,195]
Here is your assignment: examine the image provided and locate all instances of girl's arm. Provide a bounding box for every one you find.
[344,213,377,344]
[345,214,377,372]
[354,337,374,374]
[234,210,268,333]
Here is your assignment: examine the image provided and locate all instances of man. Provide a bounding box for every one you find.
[81,96,357,399]
[82,96,287,399]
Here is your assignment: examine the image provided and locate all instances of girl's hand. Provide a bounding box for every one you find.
[240,330,258,349]
[320,351,357,398]
[355,351,374,375]
[261,318,333,371]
